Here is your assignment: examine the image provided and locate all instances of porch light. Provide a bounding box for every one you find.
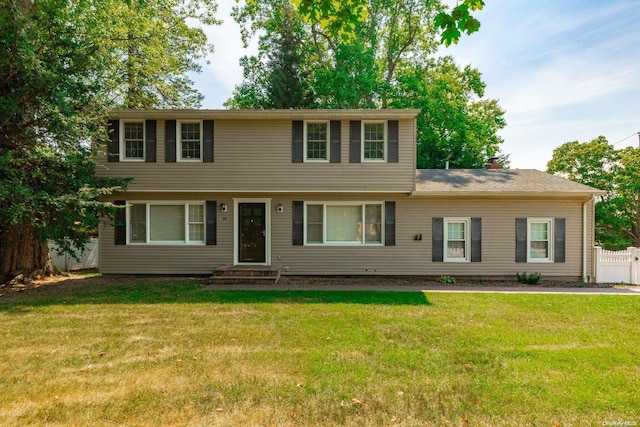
[220,203,227,212]
[277,203,284,213]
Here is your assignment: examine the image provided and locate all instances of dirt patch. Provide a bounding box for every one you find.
[0,271,621,299]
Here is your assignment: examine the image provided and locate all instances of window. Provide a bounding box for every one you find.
[178,121,202,161]
[305,121,329,161]
[127,202,205,244]
[121,121,144,160]
[362,121,386,161]
[444,218,470,262]
[528,218,553,262]
[304,203,383,245]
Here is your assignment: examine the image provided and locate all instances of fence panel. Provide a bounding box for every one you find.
[48,238,99,271]
[594,247,639,284]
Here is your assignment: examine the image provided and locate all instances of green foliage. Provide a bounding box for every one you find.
[547,137,640,248]
[435,0,484,46]
[437,275,456,284]
[229,0,505,168]
[516,272,542,285]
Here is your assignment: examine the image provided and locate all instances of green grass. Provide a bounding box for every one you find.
[1,280,639,426]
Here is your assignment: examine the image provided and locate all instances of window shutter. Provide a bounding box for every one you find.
[516,218,527,262]
[145,120,156,162]
[165,120,176,162]
[432,217,444,262]
[292,121,303,162]
[387,120,399,163]
[203,120,214,162]
[330,120,341,163]
[292,201,304,245]
[385,201,396,246]
[206,201,217,245]
[471,217,482,262]
[114,200,126,245]
[554,218,566,263]
[349,120,361,163]
[107,120,120,162]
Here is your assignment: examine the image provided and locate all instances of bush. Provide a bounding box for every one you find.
[437,275,456,284]
[517,272,542,285]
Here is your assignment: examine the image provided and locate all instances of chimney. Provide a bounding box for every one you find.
[486,157,503,169]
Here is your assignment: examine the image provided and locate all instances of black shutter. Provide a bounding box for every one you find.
[330,120,341,163]
[206,201,217,245]
[349,120,361,163]
[384,201,396,246]
[471,217,482,262]
[387,120,399,162]
[107,119,120,162]
[293,201,304,245]
[432,217,443,262]
[516,218,527,262]
[203,120,214,162]
[554,218,566,263]
[165,120,176,162]
[292,121,303,162]
[145,120,156,162]
[114,200,126,245]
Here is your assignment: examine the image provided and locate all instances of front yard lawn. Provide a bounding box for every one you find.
[0,278,638,426]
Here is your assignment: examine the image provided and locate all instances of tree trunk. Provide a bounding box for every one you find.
[0,222,54,281]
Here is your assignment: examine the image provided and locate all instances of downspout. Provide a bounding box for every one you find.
[582,196,594,283]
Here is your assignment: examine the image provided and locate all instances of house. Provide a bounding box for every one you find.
[96,109,604,281]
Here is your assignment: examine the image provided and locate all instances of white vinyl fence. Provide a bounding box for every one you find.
[48,238,99,271]
[594,247,639,284]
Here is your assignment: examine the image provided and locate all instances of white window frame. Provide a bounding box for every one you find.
[303,202,384,246]
[126,201,206,245]
[361,120,387,162]
[304,120,330,162]
[444,218,471,262]
[177,120,203,162]
[527,218,553,262]
[120,120,145,161]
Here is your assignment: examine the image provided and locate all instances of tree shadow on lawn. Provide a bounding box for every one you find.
[0,276,430,313]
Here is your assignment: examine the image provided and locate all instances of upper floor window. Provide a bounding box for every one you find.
[305,121,329,161]
[362,121,386,161]
[528,218,553,262]
[305,202,383,245]
[178,121,202,161]
[121,121,145,161]
[444,218,470,262]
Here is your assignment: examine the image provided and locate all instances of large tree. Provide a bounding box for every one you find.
[547,136,640,249]
[228,0,505,168]
[0,0,217,281]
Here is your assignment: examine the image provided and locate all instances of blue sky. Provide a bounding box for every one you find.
[192,0,640,170]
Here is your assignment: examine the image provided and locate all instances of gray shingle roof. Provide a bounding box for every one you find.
[415,169,605,195]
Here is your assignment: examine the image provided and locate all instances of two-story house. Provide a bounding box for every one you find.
[96,109,603,281]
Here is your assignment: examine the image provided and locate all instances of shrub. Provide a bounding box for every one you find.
[437,275,456,284]
[516,272,542,285]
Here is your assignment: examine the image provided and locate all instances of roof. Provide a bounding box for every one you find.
[414,169,605,196]
[111,108,421,120]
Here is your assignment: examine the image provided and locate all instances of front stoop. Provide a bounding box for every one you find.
[209,265,282,285]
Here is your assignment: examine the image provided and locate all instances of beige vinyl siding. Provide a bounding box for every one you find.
[100,193,594,280]
[96,119,415,193]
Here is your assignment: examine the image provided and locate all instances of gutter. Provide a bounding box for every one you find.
[582,196,595,283]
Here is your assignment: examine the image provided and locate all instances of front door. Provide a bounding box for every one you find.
[238,202,266,263]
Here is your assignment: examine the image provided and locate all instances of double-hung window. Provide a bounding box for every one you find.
[528,218,553,262]
[444,218,470,262]
[362,121,386,161]
[121,121,145,161]
[305,121,329,161]
[178,121,202,161]
[305,203,383,245]
[127,202,205,244]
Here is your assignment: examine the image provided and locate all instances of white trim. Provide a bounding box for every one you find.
[361,120,387,162]
[303,201,384,246]
[527,218,554,263]
[233,198,271,266]
[443,217,470,262]
[304,120,330,162]
[125,201,206,245]
[119,120,145,162]
[121,189,411,194]
[177,120,203,162]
